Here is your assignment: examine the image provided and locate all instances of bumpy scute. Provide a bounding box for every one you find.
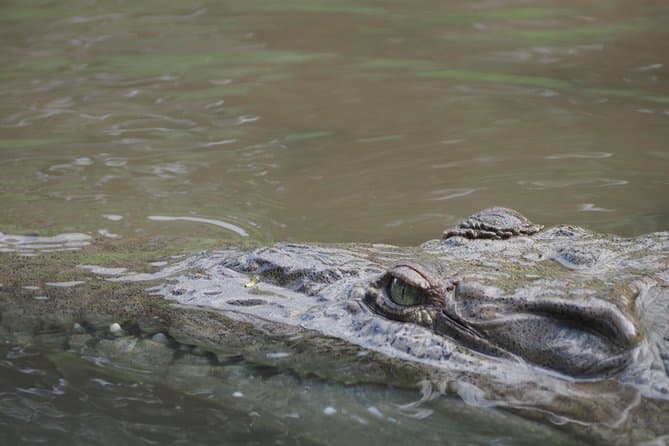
[443,207,544,240]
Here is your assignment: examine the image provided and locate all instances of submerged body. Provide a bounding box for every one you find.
[1,208,668,444]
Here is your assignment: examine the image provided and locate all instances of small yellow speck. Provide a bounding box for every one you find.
[244,275,259,288]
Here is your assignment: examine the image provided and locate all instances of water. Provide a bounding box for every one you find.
[0,343,310,446]
[1,0,668,444]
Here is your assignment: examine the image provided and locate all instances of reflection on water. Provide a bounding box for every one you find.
[0,333,582,446]
[0,343,316,446]
[0,0,668,443]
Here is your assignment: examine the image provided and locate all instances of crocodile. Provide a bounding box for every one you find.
[1,208,668,444]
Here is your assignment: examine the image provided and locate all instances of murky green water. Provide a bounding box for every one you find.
[1,0,668,444]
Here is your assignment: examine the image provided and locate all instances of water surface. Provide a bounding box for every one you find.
[2,0,668,244]
[1,0,668,444]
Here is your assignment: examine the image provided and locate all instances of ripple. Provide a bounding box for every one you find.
[49,157,94,171]
[0,232,91,255]
[73,157,94,166]
[545,152,612,160]
[98,229,121,239]
[45,281,87,287]
[148,163,188,178]
[1,101,77,128]
[579,203,615,212]
[439,138,465,145]
[147,216,249,237]
[78,265,128,276]
[634,63,663,72]
[198,139,237,148]
[102,214,123,221]
[103,158,127,167]
[235,115,260,125]
[430,187,483,201]
[432,156,497,169]
[103,113,199,137]
[48,191,109,202]
[517,178,627,190]
[49,13,125,27]
[80,113,112,121]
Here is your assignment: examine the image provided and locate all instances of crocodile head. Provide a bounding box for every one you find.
[4,208,667,441]
[143,208,669,439]
[157,209,650,381]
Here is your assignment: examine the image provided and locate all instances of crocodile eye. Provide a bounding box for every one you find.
[388,277,425,306]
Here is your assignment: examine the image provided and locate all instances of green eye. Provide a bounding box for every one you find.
[389,277,424,306]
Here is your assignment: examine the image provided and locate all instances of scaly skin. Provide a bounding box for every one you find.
[443,207,544,239]
[0,209,668,444]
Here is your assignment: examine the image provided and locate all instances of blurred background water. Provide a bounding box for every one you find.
[1,0,668,245]
[1,0,668,444]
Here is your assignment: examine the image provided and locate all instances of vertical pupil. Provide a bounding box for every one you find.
[391,278,409,304]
